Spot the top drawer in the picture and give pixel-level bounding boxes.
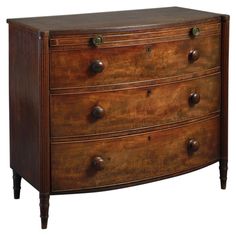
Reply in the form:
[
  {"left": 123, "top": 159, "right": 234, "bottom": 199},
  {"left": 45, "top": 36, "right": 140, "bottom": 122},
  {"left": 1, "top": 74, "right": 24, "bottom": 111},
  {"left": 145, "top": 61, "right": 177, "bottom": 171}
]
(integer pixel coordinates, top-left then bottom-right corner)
[{"left": 50, "top": 22, "right": 221, "bottom": 90}]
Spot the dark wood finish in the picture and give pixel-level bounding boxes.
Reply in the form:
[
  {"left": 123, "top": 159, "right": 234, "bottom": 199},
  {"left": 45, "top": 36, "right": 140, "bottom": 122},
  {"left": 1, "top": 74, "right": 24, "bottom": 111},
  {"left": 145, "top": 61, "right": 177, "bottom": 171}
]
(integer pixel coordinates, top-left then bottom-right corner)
[
  {"left": 51, "top": 160, "right": 219, "bottom": 195},
  {"left": 8, "top": 8, "right": 229, "bottom": 228},
  {"left": 220, "top": 15, "right": 229, "bottom": 189},
  {"left": 13, "top": 170, "right": 22, "bottom": 199},
  {"left": 39, "top": 32, "right": 51, "bottom": 228},
  {"left": 9, "top": 24, "right": 50, "bottom": 192},
  {"left": 7, "top": 7, "right": 221, "bottom": 34},
  {"left": 51, "top": 74, "right": 220, "bottom": 138},
  {"left": 50, "top": 67, "right": 220, "bottom": 94},
  {"left": 9, "top": 24, "right": 41, "bottom": 189},
  {"left": 50, "top": 34, "right": 220, "bottom": 89},
  {"left": 39, "top": 193, "right": 50, "bottom": 229},
  {"left": 9, "top": 24, "right": 50, "bottom": 228},
  {"left": 39, "top": 32, "right": 51, "bottom": 195},
  {"left": 51, "top": 116, "right": 220, "bottom": 192}
]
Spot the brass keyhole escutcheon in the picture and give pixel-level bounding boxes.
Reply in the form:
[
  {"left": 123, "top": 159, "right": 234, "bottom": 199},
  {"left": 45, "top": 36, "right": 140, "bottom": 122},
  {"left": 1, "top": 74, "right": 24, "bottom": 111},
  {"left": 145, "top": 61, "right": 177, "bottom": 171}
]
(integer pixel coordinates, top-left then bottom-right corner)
[
  {"left": 91, "top": 35, "right": 103, "bottom": 47},
  {"left": 191, "top": 26, "right": 200, "bottom": 37}
]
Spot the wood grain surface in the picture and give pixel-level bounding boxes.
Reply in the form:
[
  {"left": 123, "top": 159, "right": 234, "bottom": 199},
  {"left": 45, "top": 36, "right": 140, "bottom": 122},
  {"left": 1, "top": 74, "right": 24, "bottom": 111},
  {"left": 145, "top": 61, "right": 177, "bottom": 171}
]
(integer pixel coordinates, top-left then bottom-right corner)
[
  {"left": 49, "top": 21, "right": 220, "bottom": 48},
  {"left": 50, "top": 34, "right": 220, "bottom": 89},
  {"left": 51, "top": 74, "right": 221, "bottom": 138},
  {"left": 9, "top": 24, "right": 41, "bottom": 189},
  {"left": 7, "top": 7, "right": 221, "bottom": 34},
  {"left": 8, "top": 8, "right": 229, "bottom": 229},
  {"left": 220, "top": 15, "right": 229, "bottom": 189},
  {"left": 51, "top": 116, "right": 220, "bottom": 192}
]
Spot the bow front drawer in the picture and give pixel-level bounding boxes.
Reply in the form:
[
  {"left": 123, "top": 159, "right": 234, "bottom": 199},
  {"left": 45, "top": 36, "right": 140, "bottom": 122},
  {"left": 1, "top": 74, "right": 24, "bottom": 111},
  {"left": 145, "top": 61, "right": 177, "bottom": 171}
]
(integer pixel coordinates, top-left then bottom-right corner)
[
  {"left": 50, "top": 74, "right": 220, "bottom": 138},
  {"left": 51, "top": 116, "right": 220, "bottom": 192},
  {"left": 50, "top": 24, "right": 220, "bottom": 89}
]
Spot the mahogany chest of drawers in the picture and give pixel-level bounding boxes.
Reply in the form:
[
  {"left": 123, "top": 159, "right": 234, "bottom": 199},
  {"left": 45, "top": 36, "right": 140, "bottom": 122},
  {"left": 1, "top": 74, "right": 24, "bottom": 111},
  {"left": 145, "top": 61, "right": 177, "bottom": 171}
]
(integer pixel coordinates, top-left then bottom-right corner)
[{"left": 8, "top": 7, "right": 229, "bottom": 229}]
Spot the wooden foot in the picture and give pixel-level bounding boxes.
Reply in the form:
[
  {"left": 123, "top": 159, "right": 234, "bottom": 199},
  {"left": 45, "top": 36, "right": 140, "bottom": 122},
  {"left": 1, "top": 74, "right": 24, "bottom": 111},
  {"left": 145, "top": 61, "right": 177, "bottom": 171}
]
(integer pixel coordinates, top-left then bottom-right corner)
[
  {"left": 39, "top": 193, "right": 50, "bottom": 229},
  {"left": 13, "top": 170, "right": 22, "bottom": 199},
  {"left": 220, "top": 159, "right": 228, "bottom": 189}
]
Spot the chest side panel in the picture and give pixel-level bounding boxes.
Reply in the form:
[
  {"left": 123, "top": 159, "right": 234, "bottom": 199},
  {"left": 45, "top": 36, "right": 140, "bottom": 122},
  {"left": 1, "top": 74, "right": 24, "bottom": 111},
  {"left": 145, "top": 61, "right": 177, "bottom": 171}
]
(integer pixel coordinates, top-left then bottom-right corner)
[{"left": 9, "top": 24, "right": 41, "bottom": 189}]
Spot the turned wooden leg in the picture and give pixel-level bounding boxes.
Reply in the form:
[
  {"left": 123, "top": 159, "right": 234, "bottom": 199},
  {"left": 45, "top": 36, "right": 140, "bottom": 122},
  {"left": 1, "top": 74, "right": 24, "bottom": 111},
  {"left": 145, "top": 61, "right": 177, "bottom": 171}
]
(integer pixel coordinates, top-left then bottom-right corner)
[
  {"left": 220, "top": 159, "right": 228, "bottom": 189},
  {"left": 39, "top": 193, "right": 50, "bottom": 229},
  {"left": 13, "top": 170, "right": 22, "bottom": 199}
]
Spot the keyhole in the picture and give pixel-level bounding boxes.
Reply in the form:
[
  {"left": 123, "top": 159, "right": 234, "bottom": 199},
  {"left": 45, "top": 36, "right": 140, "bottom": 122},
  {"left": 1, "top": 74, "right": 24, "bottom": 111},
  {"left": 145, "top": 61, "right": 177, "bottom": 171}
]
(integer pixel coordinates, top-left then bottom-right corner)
[
  {"left": 146, "top": 46, "right": 152, "bottom": 53},
  {"left": 147, "top": 89, "right": 152, "bottom": 97}
]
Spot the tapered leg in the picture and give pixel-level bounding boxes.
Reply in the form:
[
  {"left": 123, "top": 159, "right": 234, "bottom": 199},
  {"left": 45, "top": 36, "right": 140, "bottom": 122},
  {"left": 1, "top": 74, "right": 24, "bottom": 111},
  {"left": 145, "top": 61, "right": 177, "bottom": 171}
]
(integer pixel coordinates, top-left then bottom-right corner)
[
  {"left": 39, "top": 193, "right": 50, "bottom": 229},
  {"left": 13, "top": 170, "right": 22, "bottom": 199},
  {"left": 219, "top": 15, "right": 229, "bottom": 190},
  {"left": 220, "top": 159, "right": 228, "bottom": 189}
]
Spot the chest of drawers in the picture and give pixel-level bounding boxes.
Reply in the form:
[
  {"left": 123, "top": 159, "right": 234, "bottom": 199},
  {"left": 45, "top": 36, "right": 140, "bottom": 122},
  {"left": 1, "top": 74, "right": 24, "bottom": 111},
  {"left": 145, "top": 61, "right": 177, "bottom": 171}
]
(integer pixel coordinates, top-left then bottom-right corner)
[{"left": 8, "top": 7, "right": 229, "bottom": 229}]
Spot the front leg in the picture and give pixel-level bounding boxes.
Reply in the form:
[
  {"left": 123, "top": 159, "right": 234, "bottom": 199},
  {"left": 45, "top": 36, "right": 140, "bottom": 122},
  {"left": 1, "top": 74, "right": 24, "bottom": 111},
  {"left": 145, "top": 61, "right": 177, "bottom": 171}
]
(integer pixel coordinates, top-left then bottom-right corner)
[
  {"left": 220, "top": 159, "right": 228, "bottom": 189},
  {"left": 39, "top": 193, "right": 50, "bottom": 229},
  {"left": 13, "top": 170, "right": 22, "bottom": 199}
]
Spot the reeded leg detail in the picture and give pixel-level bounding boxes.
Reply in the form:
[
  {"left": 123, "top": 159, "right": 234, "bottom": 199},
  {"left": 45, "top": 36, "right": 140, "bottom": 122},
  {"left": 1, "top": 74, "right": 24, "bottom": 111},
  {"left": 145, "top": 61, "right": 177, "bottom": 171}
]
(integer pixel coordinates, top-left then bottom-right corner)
[
  {"left": 40, "top": 193, "right": 50, "bottom": 229},
  {"left": 13, "top": 170, "right": 22, "bottom": 199},
  {"left": 220, "top": 159, "right": 228, "bottom": 189}
]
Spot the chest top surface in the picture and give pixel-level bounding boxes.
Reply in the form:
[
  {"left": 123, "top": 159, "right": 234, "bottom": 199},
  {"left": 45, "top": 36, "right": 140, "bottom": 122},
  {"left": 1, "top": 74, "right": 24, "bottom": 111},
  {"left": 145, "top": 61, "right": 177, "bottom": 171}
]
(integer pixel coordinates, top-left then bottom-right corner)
[{"left": 7, "top": 7, "right": 222, "bottom": 34}]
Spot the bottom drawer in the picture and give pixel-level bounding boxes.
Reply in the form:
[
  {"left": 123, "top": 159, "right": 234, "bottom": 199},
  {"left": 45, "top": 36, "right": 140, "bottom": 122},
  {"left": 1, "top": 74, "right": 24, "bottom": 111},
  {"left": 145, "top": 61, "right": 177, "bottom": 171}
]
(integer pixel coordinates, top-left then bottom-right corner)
[{"left": 51, "top": 116, "right": 220, "bottom": 193}]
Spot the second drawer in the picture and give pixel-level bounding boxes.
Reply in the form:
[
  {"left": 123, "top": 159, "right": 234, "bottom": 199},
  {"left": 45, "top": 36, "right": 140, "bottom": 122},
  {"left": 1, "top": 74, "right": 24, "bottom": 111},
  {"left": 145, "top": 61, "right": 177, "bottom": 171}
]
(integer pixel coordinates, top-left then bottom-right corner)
[{"left": 50, "top": 74, "right": 220, "bottom": 138}]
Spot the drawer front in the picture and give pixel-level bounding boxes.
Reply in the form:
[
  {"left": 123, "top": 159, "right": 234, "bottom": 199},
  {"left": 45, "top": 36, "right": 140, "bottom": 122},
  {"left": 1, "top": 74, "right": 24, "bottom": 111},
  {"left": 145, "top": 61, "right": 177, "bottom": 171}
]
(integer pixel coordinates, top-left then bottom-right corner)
[
  {"left": 50, "top": 35, "right": 220, "bottom": 89},
  {"left": 51, "top": 74, "right": 220, "bottom": 138},
  {"left": 51, "top": 116, "right": 220, "bottom": 192}
]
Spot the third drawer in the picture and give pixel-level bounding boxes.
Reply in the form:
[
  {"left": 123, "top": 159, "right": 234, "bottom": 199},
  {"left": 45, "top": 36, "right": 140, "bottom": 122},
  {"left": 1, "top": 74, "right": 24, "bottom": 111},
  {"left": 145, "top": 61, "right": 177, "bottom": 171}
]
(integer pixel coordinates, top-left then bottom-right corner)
[{"left": 51, "top": 116, "right": 220, "bottom": 192}]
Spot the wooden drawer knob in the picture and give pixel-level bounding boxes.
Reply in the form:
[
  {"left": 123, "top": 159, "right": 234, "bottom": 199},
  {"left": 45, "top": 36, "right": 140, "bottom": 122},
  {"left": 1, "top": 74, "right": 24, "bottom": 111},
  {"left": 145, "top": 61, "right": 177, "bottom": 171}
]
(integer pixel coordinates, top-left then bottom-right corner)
[
  {"left": 191, "top": 27, "right": 200, "bottom": 37},
  {"left": 92, "top": 156, "right": 105, "bottom": 170},
  {"left": 91, "top": 35, "right": 103, "bottom": 47},
  {"left": 187, "top": 139, "right": 200, "bottom": 153},
  {"left": 189, "top": 49, "right": 200, "bottom": 62},
  {"left": 90, "top": 60, "right": 104, "bottom": 73},
  {"left": 189, "top": 92, "right": 200, "bottom": 106},
  {"left": 91, "top": 105, "right": 105, "bottom": 120}
]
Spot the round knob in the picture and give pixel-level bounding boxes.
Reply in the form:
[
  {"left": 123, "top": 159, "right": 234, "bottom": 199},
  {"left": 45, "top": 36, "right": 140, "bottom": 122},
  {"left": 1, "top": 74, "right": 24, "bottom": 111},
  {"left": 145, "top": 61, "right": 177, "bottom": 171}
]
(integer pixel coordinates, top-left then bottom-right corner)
[
  {"left": 92, "top": 156, "right": 104, "bottom": 170},
  {"left": 90, "top": 60, "right": 104, "bottom": 73},
  {"left": 189, "top": 92, "right": 200, "bottom": 106},
  {"left": 191, "top": 27, "right": 200, "bottom": 37},
  {"left": 189, "top": 49, "right": 200, "bottom": 63},
  {"left": 187, "top": 139, "right": 200, "bottom": 153},
  {"left": 91, "top": 35, "right": 103, "bottom": 47},
  {"left": 91, "top": 105, "right": 105, "bottom": 120}
]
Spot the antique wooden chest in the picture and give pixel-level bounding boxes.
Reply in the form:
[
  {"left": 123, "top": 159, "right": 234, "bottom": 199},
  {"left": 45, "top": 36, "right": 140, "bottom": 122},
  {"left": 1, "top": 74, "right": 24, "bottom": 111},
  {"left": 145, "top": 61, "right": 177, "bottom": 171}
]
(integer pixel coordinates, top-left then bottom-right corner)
[{"left": 7, "top": 7, "right": 229, "bottom": 229}]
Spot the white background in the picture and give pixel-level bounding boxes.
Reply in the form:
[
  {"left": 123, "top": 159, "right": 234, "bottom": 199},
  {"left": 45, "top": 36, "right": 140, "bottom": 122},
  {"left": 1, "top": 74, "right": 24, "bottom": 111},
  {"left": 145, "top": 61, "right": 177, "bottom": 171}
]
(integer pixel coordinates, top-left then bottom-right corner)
[{"left": 0, "top": 0, "right": 235, "bottom": 235}]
